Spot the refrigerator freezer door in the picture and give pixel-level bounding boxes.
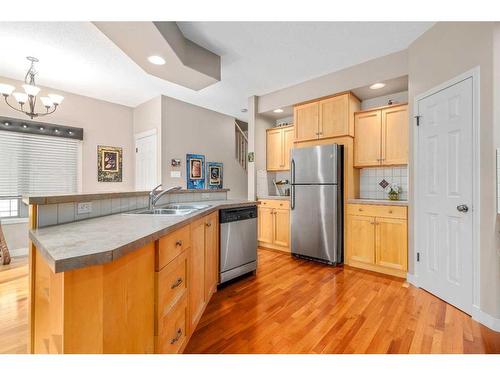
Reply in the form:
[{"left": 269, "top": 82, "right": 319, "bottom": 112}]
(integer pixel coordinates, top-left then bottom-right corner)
[
  {"left": 291, "top": 144, "right": 339, "bottom": 184},
  {"left": 291, "top": 184, "right": 342, "bottom": 264}
]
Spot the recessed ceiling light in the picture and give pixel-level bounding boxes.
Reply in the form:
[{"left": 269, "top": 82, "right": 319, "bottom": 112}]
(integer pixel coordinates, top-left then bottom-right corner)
[
  {"left": 273, "top": 108, "right": 284, "bottom": 113},
  {"left": 148, "top": 55, "right": 166, "bottom": 65},
  {"left": 369, "top": 83, "right": 386, "bottom": 90}
]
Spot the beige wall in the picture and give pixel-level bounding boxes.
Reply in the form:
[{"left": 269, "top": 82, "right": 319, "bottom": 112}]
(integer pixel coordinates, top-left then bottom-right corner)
[
  {"left": 408, "top": 22, "right": 499, "bottom": 319},
  {"left": 133, "top": 96, "right": 162, "bottom": 185},
  {"left": 0, "top": 75, "right": 135, "bottom": 193},
  {"left": 161, "top": 96, "right": 247, "bottom": 199},
  {"left": 257, "top": 49, "right": 408, "bottom": 114}
]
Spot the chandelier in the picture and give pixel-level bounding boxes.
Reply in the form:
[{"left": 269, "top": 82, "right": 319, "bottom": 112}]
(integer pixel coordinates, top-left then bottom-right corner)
[{"left": 0, "top": 57, "right": 64, "bottom": 120}]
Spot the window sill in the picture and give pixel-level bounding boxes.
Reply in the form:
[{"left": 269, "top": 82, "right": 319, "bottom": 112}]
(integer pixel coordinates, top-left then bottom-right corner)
[{"left": 0, "top": 217, "right": 29, "bottom": 225}]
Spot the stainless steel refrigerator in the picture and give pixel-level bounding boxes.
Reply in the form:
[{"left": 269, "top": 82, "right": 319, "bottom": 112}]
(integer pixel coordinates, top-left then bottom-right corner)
[{"left": 290, "top": 144, "right": 343, "bottom": 265}]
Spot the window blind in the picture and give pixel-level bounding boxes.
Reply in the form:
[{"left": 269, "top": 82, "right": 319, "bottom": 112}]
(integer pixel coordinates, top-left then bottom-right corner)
[{"left": 0, "top": 130, "right": 79, "bottom": 196}]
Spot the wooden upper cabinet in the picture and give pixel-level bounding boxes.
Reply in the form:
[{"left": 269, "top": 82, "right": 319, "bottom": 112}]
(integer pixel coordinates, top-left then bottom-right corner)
[
  {"left": 266, "top": 125, "right": 294, "bottom": 171},
  {"left": 294, "top": 93, "right": 360, "bottom": 143},
  {"left": 354, "top": 104, "right": 408, "bottom": 168},
  {"left": 319, "top": 94, "right": 349, "bottom": 138},
  {"left": 294, "top": 102, "right": 319, "bottom": 142},
  {"left": 266, "top": 128, "right": 283, "bottom": 171},
  {"left": 354, "top": 110, "right": 382, "bottom": 167},
  {"left": 282, "top": 126, "right": 294, "bottom": 170},
  {"left": 381, "top": 105, "right": 408, "bottom": 166}
]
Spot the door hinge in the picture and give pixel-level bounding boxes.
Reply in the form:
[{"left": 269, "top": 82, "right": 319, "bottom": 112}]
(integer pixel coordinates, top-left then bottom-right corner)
[
  {"left": 415, "top": 115, "right": 421, "bottom": 126},
  {"left": 417, "top": 252, "right": 420, "bottom": 262}
]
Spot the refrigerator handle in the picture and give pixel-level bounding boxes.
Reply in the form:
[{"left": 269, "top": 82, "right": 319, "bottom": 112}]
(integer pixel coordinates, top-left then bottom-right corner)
[{"left": 291, "top": 159, "right": 295, "bottom": 210}]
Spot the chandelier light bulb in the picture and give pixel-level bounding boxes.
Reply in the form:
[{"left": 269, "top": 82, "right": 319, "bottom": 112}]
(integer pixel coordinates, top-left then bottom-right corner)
[
  {"left": 40, "top": 96, "right": 53, "bottom": 108},
  {"left": 0, "top": 83, "right": 15, "bottom": 96},
  {"left": 22, "top": 84, "right": 41, "bottom": 97},
  {"left": 48, "top": 94, "right": 64, "bottom": 105},
  {"left": 13, "top": 92, "right": 28, "bottom": 104}
]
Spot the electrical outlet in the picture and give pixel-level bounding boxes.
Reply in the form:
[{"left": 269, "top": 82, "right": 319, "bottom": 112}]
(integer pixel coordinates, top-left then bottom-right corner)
[
  {"left": 170, "top": 171, "right": 181, "bottom": 178},
  {"left": 77, "top": 202, "right": 92, "bottom": 214},
  {"left": 201, "top": 193, "right": 210, "bottom": 199}
]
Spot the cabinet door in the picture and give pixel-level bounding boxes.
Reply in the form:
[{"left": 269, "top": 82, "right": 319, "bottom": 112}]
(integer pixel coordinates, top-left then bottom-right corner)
[
  {"left": 273, "top": 208, "right": 290, "bottom": 249},
  {"left": 382, "top": 105, "right": 408, "bottom": 166},
  {"left": 204, "top": 212, "right": 218, "bottom": 300},
  {"left": 347, "top": 215, "right": 375, "bottom": 265},
  {"left": 354, "top": 110, "right": 382, "bottom": 167},
  {"left": 266, "top": 129, "right": 283, "bottom": 171},
  {"left": 375, "top": 217, "right": 407, "bottom": 271},
  {"left": 258, "top": 206, "right": 274, "bottom": 244},
  {"left": 294, "top": 102, "right": 319, "bottom": 142},
  {"left": 319, "top": 94, "right": 349, "bottom": 138},
  {"left": 188, "top": 217, "right": 206, "bottom": 330},
  {"left": 282, "top": 127, "right": 295, "bottom": 170}
]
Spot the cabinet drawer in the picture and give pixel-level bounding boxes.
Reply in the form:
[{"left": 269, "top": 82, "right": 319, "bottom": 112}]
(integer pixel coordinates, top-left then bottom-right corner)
[
  {"left": 347, "top": 204, "right": 407, "bottom": 219},
  {"left": 156, "top": 225, "right": 191, "bottom": 270},
  {"left": 156, "top": 294, "right": 188, "bottom": 354},
  {"left": 156, "top": 251, "right": 188, "bottom": 321},
  {"left": 259, "top": 199, "right": 290, "bottom": 210}
]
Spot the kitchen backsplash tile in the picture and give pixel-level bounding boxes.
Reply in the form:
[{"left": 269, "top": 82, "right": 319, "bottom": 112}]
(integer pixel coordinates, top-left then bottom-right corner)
[{"left": 360, "top": 166, "right": 408, "bottom": 200}]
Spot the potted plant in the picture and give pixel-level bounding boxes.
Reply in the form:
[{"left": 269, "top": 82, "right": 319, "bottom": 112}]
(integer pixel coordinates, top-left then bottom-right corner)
[{"left": 386, "top": 183, "right": 402, "bottom": 201}]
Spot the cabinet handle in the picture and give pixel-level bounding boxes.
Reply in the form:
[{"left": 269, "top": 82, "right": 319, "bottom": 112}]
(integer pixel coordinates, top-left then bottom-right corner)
[
  {"left": 171, "top": 277, "right": 183, "bottom": 289},
  {"left": 206, "top": 222, "right": 212, "bottom": 227},
  {"left": 388, "top": 210, "right": 393, "bottom": 214},
  {"left": 170, "top": 328, "right": 182, "bottom": 344},
  {"left": 175, "top": 240, "right": 183, "bottom": 247},
  {"left": 358, "top": 208, "right": 363, "bottom": 211},
  {"left": 370, "top": 222, "right": 375, "bottom": 225}
]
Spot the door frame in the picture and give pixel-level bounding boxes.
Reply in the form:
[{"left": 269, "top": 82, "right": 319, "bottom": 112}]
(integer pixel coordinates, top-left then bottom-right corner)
[
  {"left": 134, "top": 128, "right": 158, "bottom": 190},
  {"left": 411, "top": 67, "right": 480, "bottom": 314}
]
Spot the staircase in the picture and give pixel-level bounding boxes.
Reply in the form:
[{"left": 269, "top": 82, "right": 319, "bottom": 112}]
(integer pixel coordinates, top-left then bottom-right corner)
[{"left": 235, "top": 121, "right": 248, "bottom": 171}]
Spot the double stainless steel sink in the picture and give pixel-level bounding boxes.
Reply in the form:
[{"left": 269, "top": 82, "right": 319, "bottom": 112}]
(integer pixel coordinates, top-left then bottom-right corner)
[{"left": 124, "top": 204, "right": 210, "bottom": 216}]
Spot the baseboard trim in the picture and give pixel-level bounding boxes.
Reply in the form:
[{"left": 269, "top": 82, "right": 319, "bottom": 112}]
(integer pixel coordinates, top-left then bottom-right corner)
[
  {"left": 406, "top": 273, "right": 419, "bottom": 287},
  {"left": 472, "top": 306, "right": 500, "bottom": 332}
]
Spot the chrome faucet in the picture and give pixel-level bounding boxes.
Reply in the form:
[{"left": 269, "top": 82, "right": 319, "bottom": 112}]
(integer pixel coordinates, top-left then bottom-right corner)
[{"left": 148, "top": 184, "right": 182, "bottom": 209}]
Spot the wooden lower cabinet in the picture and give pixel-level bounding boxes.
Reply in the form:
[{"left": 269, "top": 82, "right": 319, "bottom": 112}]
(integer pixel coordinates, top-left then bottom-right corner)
[
  {"left": 346, "top": 204, "right": 408, "bottom": 278},
  {"left": 258, "top": 199, "right": 290, "bottom": 252}
]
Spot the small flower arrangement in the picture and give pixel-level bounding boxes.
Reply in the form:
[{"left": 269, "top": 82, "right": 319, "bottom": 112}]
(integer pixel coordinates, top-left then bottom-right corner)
[{"left": 386, "top": 183, "right": 402, "bottom": 201}]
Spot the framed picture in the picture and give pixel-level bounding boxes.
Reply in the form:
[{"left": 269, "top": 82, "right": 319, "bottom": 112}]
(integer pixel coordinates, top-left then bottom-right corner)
[
  {"left": 98, "top": 145, "right": 123, "bottom": 182},
  {"left": 186, "top": 153, "right": 205, "bottom": 189},
  {"left": 207, "top": 162, "right": 223, "bottom": 190}
]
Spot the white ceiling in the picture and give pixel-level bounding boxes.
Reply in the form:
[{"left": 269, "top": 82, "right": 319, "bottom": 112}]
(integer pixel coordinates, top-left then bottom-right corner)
[{"left": 0, "top": 22, "right": 433, "bottom": 121}]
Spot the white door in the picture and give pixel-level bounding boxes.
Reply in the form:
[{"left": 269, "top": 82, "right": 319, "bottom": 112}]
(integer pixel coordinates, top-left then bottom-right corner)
[
  {"left": 416, "top": 77, "right": 473, "bottom": 314},
  {"left": 135, "top": 132, "right": 157, "bottom": 190}
]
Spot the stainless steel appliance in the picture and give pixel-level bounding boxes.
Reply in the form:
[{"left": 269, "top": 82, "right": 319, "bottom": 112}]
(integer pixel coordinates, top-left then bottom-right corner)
[
  {"left": 219, "top": 206, "right": 258, "bottom": 283},
  {"left": 290, "top": 144, "right": 343, "bottom": 265}
]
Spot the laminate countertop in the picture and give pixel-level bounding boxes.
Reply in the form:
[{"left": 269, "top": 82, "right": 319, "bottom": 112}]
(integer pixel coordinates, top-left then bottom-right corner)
[
  {"left": 347, "top": 199, "right": 408, "bottom": 207},
  {"left": 29, "top": 199, "right": 258, "bottom": 273}
]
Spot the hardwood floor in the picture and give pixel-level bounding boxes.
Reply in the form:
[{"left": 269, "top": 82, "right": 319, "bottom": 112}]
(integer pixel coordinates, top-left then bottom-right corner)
[
  {"left": 0, "top": 256, "right": 28, "bottom": 354},
  {"left": 1, "top": 251, "right": 499, "bottom": 354},
  {"left": 185, "top": 249, "right": 500, "bottom": 354}
]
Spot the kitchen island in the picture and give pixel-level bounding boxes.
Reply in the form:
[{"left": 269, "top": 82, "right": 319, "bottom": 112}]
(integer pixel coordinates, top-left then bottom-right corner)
[{"left": 26, "top": 191, "right": 257, "bottom": 354}]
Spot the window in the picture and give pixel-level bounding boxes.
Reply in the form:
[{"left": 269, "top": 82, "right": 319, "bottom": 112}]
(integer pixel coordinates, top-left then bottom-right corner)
[
  {"left": 0, "top": 197, "right": 18, "bottom": 218},
  {"left": 0, "top": 130, "right": 79, "bottom": 218}
]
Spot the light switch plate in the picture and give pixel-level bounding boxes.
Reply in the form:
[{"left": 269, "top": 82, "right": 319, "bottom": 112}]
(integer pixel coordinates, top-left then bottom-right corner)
[
  {"left": 77, "top": 202, "right": 92, "bottom": 214},
  {"left": 170, "top": 171, "right": 181, "bottom": 178}
]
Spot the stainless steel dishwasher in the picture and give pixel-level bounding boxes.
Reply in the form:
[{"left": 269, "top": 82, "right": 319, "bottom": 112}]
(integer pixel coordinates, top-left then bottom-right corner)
[{"left": 219, "top": 206, "right": 257, "bottom": 283}]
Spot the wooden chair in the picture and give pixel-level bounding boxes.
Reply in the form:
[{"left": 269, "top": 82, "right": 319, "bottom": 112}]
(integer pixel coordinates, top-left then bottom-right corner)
[{"left": 0, "top": 221, "right": 11, "bottom": 265}]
